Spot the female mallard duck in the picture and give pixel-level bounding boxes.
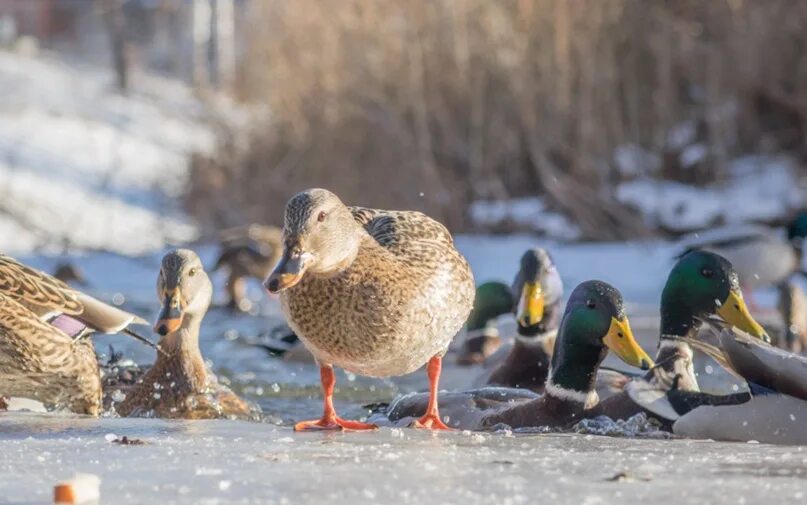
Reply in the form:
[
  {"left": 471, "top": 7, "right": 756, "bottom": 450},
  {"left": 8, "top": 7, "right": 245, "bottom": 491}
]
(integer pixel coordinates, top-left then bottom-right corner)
[
  {"left": 265, "top": 188, "right": 475, "bottom": 431},
  {"left": 458, "top": 249, "right": 563, "bottom": 393},
  {"left": 0, "top": 254, "right": 148, "bottom": 415},
  {"left": 380, "top": 280, "right": 654, "bottom": 430},
  {"left": 676, "top": 210, "right": 807, "bottom": 292},
  {"left": 213, "top": 224, "right": 283, "bottom": 311},
  {"left": 594, "top": 250, "right": 770, "bottom": 422},
  {"left": 114, "top": 249, "right": 254, "bottom": 419},
  {"left": 635, "top": 320, "right": 807, "bottom": 444}
]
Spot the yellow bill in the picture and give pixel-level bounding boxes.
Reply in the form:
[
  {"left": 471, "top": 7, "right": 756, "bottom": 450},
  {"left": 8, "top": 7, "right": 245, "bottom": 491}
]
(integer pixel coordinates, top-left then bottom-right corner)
[
  {"left": 517, "top": 282, "right": 544, "bottom": 327},
  {"left": 603, "top": 316, "right": 653, "bottom": 370},
  {"left": 717, "top": 290, "right": 770, "bottom": 342}
]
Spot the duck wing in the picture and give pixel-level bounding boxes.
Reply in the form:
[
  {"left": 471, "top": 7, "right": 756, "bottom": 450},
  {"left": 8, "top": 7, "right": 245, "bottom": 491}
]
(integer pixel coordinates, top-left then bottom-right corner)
[
  {"left": 0, "top": 254, "right": 147, "bottom": 334},
  {"left": 0, "top": 292, "right": 77, "bottom": 369},
  {"left": 350, "top": 207, "right": 454, "bottom": 255},
  {"left": 676, "top": 224, "right": 774, "bottom": 257},
  {"left": 708, "top": 320, "right": 807, "bottom": 401}
]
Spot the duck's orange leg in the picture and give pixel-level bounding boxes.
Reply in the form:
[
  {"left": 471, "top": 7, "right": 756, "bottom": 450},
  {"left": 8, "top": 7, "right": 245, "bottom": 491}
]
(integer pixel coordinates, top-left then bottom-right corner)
[
  {"left": 412, "top": 355, "right": 452, "bottom": 430},
  {"left": 294, "top": 365, "right": 377, "bottom": 432}
]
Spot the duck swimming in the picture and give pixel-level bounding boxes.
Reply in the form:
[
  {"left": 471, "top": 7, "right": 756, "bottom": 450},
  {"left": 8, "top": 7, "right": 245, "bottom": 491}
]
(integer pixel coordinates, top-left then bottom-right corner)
[
  {"left": 114, "top": 249, "right": 254, "bottom": 419},
  {"left": 676, "top": 210, "right": 807, "bottom": 292},
  {"left": 459, "top": 248, "right": 563, "bottom": 392},
  {"left": 265, "top": 188, "right": 475, "bottom": 431},
  {"left": 213, "top": 224, "right": 283, "bottom": 311},
  {"left": 594, "top": 250, "right": 770, "bottom": 423},
  {"left": 381, "top": 280, "right": 653, "bottom": 430},
  {"left": 0, "top": 254, "right": 147, "bottom": 415}
]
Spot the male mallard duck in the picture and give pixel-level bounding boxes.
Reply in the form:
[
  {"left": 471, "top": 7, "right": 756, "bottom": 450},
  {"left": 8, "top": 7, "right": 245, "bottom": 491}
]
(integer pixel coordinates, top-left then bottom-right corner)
[
  {"left": 634, "top": 320, "right": 807, "bottom": 444},
  {"left": 265, "top": 188, "right": 475, "bottom": 431},
  {"left": 0, "top": 254, "right": 147, "bottom": 415},
  {"left": 458, "top": 249, "right": 563, "bottom": 393},
  {"left": 114, "top": 249, "right": 254, "bottom": 419},
  {"left": 455, "top": 282, "right": 511, "bottom": 365},
  {"left": 381, "top": 280, "right": 653, "bottom": 430},
  {"left": 213, "top": 224, "right": 283, "bottom": 311},
  {"left": 594, "top": 250, "right": 770, "bottom": 422},
  {"left": 677, "top": 210, "right": 807, "bottom": 291}
]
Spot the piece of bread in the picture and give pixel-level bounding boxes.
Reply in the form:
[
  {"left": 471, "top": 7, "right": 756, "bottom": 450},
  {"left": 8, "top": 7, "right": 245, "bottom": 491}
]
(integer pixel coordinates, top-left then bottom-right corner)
[{"left": 53, "top": 474, "right": 100, "bottom": 504}]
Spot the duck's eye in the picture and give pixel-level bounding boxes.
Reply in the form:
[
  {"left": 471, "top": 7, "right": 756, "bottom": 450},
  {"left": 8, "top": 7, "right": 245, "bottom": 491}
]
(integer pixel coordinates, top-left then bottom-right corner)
[
  {"left": 188, "top": 268, "right": 197, "bottom": 277},
  {"left": 317, "top": 211, "right": 327, "bottom": 222},
  {"left": 701, "top": 267, "right": 714, "bottom": 278},
  {"left": 586, "top": 299, "right": 596, "bottom": 309}
]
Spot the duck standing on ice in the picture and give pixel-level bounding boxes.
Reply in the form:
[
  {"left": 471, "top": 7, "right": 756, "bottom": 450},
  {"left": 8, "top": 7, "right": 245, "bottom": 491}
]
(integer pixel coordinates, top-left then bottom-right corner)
[{"left": 266, "top": 188, "right": 475, "bottom": 431}]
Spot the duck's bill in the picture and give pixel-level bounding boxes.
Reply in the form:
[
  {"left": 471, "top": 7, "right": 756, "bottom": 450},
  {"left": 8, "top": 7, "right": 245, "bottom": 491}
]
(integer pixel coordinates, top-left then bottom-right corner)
[
  {"left": 265, "top": 251, "right": 313, "bottom": 293},
  {"left": 155, "top": 288, "right": 184, "bottom": 336},
  {"left": 717, "top": 290, "right": 770, "bottom": 342},
  {"left": 603, "top": 316, "right": 654, "bottom": 370},
  {"left": 517, "top": 281, "right": 544, "bottom": 327}
]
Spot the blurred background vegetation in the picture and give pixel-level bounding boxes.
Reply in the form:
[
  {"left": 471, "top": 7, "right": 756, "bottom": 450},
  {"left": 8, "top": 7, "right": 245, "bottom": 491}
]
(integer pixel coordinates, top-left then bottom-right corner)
[
  {"left": 188, "top": 0, "right": 807, "bottom": 239},
  {"left": 3, "top": 0, "right": 807, "bottom": 243}
]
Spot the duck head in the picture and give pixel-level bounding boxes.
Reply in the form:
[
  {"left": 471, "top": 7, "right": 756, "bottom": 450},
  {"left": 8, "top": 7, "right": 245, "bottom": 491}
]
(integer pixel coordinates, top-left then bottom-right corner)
[
  {"left": 548, "top": 281, "right": 653, "bottom": 398},
  {"left": 155, "top": 249, "right": 213, "bottom": 337},
  {"left": 661, "top": 250, "right": 768, "bottom": 342},
  {"left": 265, "top": 189, "right": 362, "bottom": 293},
  {"left": 512, "top": 248, "right": 563, "bottom": 334}
]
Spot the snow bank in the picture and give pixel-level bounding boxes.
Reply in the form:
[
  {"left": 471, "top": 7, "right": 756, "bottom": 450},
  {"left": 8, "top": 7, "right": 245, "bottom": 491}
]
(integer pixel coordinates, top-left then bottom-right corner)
[
  {"left": 469, "top": 197, "right": 581, "bottom": 240},
  {"left": 0, "top": 50, "right": 214, "bottom": 255},
  {"left": 617, "top": 155, "right": 806, "bottom": 232}
]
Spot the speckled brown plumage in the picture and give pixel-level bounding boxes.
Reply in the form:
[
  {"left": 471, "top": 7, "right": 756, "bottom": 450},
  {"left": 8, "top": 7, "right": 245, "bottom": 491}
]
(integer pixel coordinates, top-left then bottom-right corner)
[
  {"left": 113, "top": 249, "right": 254, "bottom": 420},
  {"left": 277, "top": 190, "right": 475, "bottom": 378},
  {"left": 214, "top": 225, "right": 283, "bottom": 310},
  {"left": 0, "top": 254, "right": 146, "bottom": 415}
]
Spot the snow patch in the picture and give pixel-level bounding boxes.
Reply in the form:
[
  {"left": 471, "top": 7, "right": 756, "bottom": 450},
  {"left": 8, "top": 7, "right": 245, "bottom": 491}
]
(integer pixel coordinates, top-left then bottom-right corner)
[
  {"left": 469, "top": 197, "right": 581, "bottom": 240},
  {"left": 616, "top": 155, "right": 805, "bottom": 232},
  {"left": 0, "top": 50, "right": 214, "bottom": 255}
]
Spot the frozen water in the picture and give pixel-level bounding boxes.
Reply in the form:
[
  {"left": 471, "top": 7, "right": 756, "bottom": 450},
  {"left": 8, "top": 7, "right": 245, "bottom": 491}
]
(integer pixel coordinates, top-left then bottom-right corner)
[{"left": 2, "top": 413, "right": 807, "bottom": 505}]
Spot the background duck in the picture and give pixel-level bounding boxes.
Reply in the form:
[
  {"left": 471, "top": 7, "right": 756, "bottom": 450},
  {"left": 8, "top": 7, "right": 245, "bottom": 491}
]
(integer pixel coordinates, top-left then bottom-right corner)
[
  {"left": 594, "top": 251, "right": 770, "bottom": 423},
  {"left": 634, "top": 320, "right": 807, "bottom": 444},
  {"left": 459, "top": 248, "right": 563, "bottom": 393},
  {"left": 380, "top": 280, "right": 654, "bottom": 430},
  {"left": 676, "top": 210, "right": 807, "bottom": 292},
  {"left": 265, "top": 188, "right": 475, "bottom": 431},
  {"left": 114, "top": 249, "right": 255, "bottom": 420},
  {"left": 0, "top": 254, "right": 147, "bottom": 415},
  {"left": 213, "top": 224, "right": 283, "bottom": 312}
]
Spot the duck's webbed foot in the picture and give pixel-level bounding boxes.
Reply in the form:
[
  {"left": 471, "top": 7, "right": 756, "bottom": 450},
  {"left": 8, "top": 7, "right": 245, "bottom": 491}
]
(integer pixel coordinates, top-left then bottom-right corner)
[
  {"left": 294, "top": 365, "right": 378, "bottom": 432},
  {"left": 410, "top": 355, "right": 453, "bottom": 431}
]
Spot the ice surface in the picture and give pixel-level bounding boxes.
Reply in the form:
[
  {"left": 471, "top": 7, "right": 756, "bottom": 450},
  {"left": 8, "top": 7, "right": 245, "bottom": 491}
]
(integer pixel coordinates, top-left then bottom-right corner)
[
  {"left": 2, "top": 413, "right": 807, "bottom": 505},
  {"left": 1, "top": 238, "right": 804, "bottom": 503}
]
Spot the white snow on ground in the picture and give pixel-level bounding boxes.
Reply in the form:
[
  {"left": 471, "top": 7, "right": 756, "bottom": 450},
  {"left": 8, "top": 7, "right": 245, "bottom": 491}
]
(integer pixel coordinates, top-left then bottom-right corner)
[
  {"left": 617, "top": 155, "right": 806, "bottom": 232},
  {"left": 0, "top": 50, "right": 213, "bottom": 255},
  {"left": 469, "top": 197, "right": 582, "bottom": 240}
]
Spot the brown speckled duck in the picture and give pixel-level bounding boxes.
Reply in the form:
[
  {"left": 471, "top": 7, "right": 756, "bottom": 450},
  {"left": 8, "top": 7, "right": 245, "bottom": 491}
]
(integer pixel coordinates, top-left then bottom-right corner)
[
  {"left": 114, "top": 249, "right": 254, "bottom": 419},
  {"left": 213, "top": 225, "right": 283, "bottom": 311},
  {"left": 0, "top": 254, "right": 147, "bottom": 415},
  {"left": 265, "top": 188, "right": 475, "bottom": 431}
]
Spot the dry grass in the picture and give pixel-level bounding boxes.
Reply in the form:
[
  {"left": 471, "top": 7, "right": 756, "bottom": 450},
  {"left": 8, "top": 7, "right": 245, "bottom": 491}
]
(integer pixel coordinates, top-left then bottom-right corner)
[{"left": 187, "top": 0, "right": 807, "bottom": 239}]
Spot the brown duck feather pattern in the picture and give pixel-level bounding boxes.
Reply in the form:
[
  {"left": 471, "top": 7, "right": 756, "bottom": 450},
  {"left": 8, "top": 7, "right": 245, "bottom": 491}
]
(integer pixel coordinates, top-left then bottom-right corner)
[{"left": 282, "top": 206, "right": 475, "bottom": 378}]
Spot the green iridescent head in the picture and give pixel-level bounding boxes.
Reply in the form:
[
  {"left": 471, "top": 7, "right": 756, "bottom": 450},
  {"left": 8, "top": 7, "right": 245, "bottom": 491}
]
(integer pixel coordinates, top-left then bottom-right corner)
[{"left": 661, "top": 250, "right": 768, "bottom": 341}]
